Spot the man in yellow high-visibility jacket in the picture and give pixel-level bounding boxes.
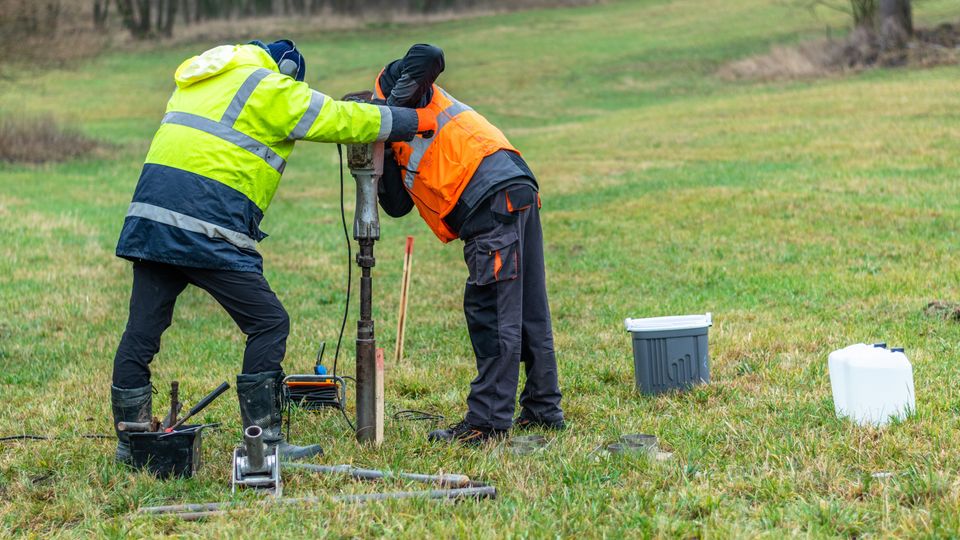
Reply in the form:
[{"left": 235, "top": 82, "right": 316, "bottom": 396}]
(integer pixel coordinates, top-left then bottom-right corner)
[{"left": 110, "top": 40, "right": 436, "bottom": 463}]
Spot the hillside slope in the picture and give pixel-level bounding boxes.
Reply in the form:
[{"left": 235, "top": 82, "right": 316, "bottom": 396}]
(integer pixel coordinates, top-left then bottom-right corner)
[{"left": 2, "top": 0, "right": 960, "bottom": 536}]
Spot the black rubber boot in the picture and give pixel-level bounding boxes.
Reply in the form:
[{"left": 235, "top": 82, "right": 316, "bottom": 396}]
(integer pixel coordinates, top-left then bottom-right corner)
[
  {"left": 236, "top": 370, "right": 322, "bottom": 461},
  {"left": 428, "top": 419, "right": 508, "bottom": 446},
  {"left": 514, "top": 412, "right": 566, "bottom": 431},
  {"left": 111, "top": 384, "right": 153, "bottom": 464}
]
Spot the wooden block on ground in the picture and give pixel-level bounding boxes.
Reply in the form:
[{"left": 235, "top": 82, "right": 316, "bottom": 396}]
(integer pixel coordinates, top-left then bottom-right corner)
[{"left": 375, "top": 347, "right": 384, "bottom": 445}]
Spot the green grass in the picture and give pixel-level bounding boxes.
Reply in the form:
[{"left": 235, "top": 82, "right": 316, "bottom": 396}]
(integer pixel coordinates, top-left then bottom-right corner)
[{"left": 3, "top": 0, "right": 960, "bottom": 536}]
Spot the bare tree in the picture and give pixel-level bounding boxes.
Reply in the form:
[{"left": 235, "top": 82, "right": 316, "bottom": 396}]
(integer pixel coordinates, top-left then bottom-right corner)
[
  {"left": 115, "top": 0, "right": 138, "bottom": 37},
  {"left": 157, "top": 0, "right": 178, "bottom": 37},
  {"left": 112, "top": 0, "right": 176, "bottom": 37},
  {"left": 878, "top": 0, "right": 912, "bottom": 49},
  {"left": 93, "top": 0, "right": 110, "bottom": 29},
  {"left": 797, "top": 0, "right": 876, "bottom": 29},
  {"left": 850, "top": 0, "right": 877, "bottom": 29},
  {"left": 799, "top": 0, "right": 912, "bottom": 35},
  {"left": 45, "top": 0, "right": 61, "bottom": 33}
]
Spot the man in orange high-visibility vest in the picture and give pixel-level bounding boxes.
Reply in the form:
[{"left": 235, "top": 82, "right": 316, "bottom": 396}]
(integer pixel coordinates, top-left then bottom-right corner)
[{"left": 375, "top": 44, "right": 564, "bottom": 445}]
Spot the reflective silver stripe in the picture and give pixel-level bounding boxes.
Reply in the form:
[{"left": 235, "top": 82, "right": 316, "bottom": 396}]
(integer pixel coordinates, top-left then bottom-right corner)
[
  {"left": 375, "top": 105, "right": 393, "bottom": 142},
  {"left": 403, "top": 136, "right": 431, "bottom": 190},
  {"left": 403, "top": 91, "right": 473, "bottom": 188},
  {"left": 126, "top": 202, "right": 258, "bottom": 250},
  {"left": 287, "top": 91, "right": 327, "bottom": 141},
  {"left": 221, "top": 68, "right": 272, "bottom": 127},
  {"left": 162, "top": 111, "right": 286, "bottom": 174}
]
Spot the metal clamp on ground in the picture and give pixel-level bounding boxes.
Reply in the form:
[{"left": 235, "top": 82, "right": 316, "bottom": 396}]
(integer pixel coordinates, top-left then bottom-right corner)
[{"left": 231, "top": 425, "right": 281, "bottom": 497}]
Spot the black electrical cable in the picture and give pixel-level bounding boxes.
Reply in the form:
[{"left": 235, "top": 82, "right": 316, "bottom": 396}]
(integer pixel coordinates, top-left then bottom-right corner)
[
  {"left": 285, "top": 144, "right": 353, "bottom": 436},
  {"left": 392, "top": 410, "right": 445, "bottom": 422},
  {"left": 338, "top": 405, "right": 356, "bottom": 432},
  {"left": 333, "top": 143, "right": 351, "bottom": 378},
  {"left": 287, "top": 386, "right": 340, "bottom": 409},
  {"left": 333, "top": 144, "right": 353, "bottom": 435},
  {"left": 287, "top": 386, "right": 355, "bottom": 431}
]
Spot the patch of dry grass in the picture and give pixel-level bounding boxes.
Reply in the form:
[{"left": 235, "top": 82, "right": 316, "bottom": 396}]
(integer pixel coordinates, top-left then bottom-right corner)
[{"left": 0, "top": 114, "right": 99, "bottom": 164}]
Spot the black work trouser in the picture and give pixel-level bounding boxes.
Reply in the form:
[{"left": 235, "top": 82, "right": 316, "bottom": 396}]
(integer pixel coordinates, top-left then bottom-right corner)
[
  {"left": 112, "top": 261, "right": 289, "bottom": 389},
  {"left": 459, "top": 185, "right": 563, "bottom": 430}
]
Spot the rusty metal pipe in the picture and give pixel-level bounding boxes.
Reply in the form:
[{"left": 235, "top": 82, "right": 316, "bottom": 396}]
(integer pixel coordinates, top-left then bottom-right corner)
[
  {"left": 117, "top": 421, "right": 152, "bottom": 432},
  {"left": 163, "top": 380, "right": 179, "bottom": 429},
  {"left": 355, "top": 240, "right": 377, "bottom": 443}
]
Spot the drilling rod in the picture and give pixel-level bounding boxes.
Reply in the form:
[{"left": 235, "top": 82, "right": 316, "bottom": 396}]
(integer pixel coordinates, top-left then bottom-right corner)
[{"left": 345, "top": 125, "right": 384, "bottom": 444}]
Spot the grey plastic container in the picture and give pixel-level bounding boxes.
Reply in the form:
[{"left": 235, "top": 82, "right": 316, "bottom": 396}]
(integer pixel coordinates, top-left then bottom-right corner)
[{"left": 626, "top": 314, "right": 711, "bottom": 395}]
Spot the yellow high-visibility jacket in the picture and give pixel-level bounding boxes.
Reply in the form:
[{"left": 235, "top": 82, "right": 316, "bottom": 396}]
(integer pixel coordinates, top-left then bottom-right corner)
[{"left": 117, "top": 44, "right": 419, "bottom": 272}]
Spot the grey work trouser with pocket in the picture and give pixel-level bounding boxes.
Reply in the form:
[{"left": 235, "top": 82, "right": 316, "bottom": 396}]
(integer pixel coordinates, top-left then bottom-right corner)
[{"left": 458, "top": 185, "right": 563, "bottom": 430}]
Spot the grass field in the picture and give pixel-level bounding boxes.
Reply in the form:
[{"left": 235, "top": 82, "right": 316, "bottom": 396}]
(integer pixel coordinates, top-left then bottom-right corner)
[{"left": 3, "top": 0, "right": 960, "bottom": 536}]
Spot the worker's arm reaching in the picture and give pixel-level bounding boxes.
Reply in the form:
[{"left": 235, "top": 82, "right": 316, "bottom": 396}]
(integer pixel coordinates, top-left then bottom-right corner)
[
  {"left": 252, "top": 73, "right": 436, "bottom": 144},
  {"left": 378, "top": 147, "right": 414, "bottom": 217},
  {"left": 375, "top": 43, "right": 444, "bottom": 218},
  {"left": 379, "top": 43, "right": 445, "bottom": 108}
]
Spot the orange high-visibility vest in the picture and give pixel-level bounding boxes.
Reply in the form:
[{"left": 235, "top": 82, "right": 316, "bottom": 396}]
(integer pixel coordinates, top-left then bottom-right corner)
[{"left": 375, "top": 79, "right": 518, "bottom": 242}]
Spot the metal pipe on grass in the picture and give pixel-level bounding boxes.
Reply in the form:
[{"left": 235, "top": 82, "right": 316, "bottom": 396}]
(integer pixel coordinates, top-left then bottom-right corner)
[
  {"left": 284, "top": 462, "right": 472, "bottom": 488},
  {"left": 136, "top": 485, "right": 497, "bottom": 520}
]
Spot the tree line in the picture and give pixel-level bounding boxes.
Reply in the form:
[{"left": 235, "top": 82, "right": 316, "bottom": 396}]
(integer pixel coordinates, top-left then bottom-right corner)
[
  {"left": 1, "top": 0, "right": 586, "bottom": 41},
  {"left": 98, "top": 1, "right": 409, "bottom": 38}
]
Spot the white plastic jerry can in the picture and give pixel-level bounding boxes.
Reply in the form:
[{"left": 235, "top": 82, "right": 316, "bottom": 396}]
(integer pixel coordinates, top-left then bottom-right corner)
[{"left": 828, "top": 343, "right": 916, "bottom": 426}]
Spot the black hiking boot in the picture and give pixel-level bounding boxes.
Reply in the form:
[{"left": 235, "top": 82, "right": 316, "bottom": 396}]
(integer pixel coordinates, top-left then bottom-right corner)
[
  {"left": 514, "top": 412, "right": 566, "bottom": 431},
  {"left": 111, "top": 383, "right": 153, "bottom": 465},
  {"left": 428, "top": 419, "right": 507, "bottom": 446},
  {"left": 237, "top": 370, "right": 322, "bottom": 461}
]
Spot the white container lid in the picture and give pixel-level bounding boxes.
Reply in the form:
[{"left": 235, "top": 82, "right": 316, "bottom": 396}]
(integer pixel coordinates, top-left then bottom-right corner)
[{"left": 624, "top": 313, "right": 712, "bottom": 333}]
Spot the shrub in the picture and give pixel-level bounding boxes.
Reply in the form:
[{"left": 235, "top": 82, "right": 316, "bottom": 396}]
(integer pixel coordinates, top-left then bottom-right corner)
[{"left": 0, "top": 114, "right": 99, "bottom": 164}]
